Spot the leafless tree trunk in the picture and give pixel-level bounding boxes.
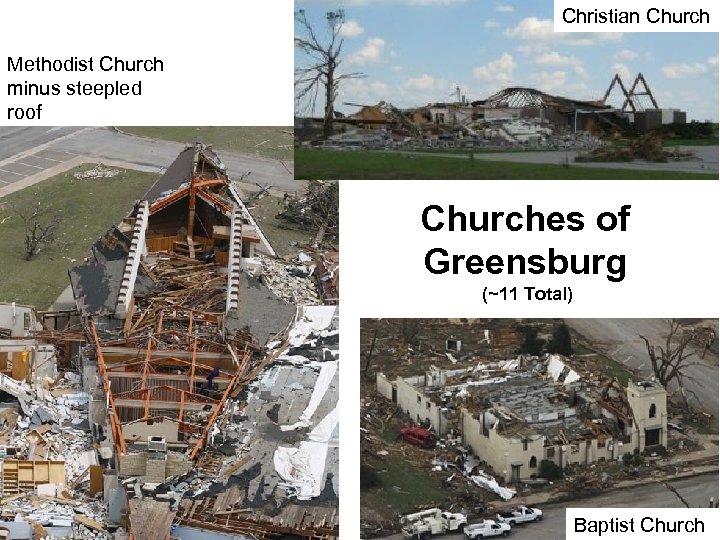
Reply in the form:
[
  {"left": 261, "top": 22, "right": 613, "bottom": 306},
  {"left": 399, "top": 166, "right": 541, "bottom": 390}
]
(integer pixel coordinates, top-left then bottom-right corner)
[
  {"left": 394, "top": 319, "right": 421, "bottom": 347},
  {"left": 294, "top": 9, "right": 365, "bottom": 139},
  {"left": 12, "top": 202, "right": 62, "bottom": 260},
  {"left": 364, "top": 320, "right": 380, "bottom": 375},
  {"left": 639, "top": 319, "right": 702, "bottom": 408}
]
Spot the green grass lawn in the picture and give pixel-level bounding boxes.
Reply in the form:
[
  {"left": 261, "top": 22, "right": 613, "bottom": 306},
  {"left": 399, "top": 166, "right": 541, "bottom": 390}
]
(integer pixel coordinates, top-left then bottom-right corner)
[
  {"left": 662, "top": 138, "right": 719, "bottom": 146},
  {"left": 610, "top": 138, "right": 719, "bottom": 147},
  {"left": 119, "top": 127, "right": 294, "bottom": 161},
  {"left": 600, "top": 356, "right": 638, "bottom": 386},
  {"left": 295, "top": 149, "right": 717, "bottom": 180},
  {"left": 362, "top": 454, "right": 451, "bottom": 515},
  {"left": 246, "top": 193, "right": 317, "bottom": 258},
  {"left": 408, "top": 146, "right": 559, "bottom": 155},
  {"left": 0, "top": 165, "right": 158, "bottom": 309},
  {"left": 573, "top": 344, "right": 637, "bottom": 386}
]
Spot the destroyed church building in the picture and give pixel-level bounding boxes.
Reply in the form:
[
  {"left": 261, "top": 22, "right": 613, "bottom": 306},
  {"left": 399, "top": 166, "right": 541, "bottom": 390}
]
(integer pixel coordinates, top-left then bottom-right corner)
[
  {"left": 297, "top": 73, "right": 687, "bottom": 149},
  {"left": 377, "top": 354, "right": 667, "bottom": 484},
  {"left": 0, "top": 144, "right": 338, "bottom": 539}
]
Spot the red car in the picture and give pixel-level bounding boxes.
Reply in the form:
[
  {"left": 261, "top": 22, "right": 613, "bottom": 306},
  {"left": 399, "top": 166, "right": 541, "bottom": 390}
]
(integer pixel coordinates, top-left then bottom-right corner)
[{"left": 400, "top": 426, "right": 437, "bottom": 448}]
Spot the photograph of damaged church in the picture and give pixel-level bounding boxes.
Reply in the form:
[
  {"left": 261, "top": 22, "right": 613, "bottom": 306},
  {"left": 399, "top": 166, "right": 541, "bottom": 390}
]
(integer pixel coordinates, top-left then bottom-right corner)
[
  {"left": 360, "top": 319, "right": 718, "bottom": 539},
  {"left": 294, "top": 1, "right": 718, "bottom": 180},
  {"left": 0, "top": 135, "right": 338, "bottom": 539}
]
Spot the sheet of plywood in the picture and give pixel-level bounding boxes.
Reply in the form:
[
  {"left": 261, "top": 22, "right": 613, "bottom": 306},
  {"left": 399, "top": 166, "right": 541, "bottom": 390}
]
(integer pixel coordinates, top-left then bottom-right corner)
[
  {"left": 75, "top": 514, "right": 106, "bottom": 532},
  {"left": 11, "top": 352, "right": 29, "bottom": 382},
  {"left": 129, "top": 499, "right": 176, "bottom": 540},
  {"left": 49, "top": 461, "right": 66, "bottom": 485},
  {"left": 89, "top": 464, "right": 104, "bottom": 496}
]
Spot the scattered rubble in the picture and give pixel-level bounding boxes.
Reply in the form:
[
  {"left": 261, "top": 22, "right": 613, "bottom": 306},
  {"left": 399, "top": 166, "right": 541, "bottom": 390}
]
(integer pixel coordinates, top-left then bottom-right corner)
[
  {"left": 0, "top": 367, "right": 108, "bottom": 537},
  {"left": 257, "top": 253, "right": 322, "bottom": 305},
  {"left": 73, "top": 165, "right": 120, "bottom": 180},
  {"left": 306, "top": 124, "right": 602, "bottom": 152}
]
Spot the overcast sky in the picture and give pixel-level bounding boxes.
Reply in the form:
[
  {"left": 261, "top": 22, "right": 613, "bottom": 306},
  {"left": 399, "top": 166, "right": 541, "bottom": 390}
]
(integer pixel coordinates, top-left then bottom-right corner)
[{"left": 295, "top": 0, "right": 718, "bottom": 121}]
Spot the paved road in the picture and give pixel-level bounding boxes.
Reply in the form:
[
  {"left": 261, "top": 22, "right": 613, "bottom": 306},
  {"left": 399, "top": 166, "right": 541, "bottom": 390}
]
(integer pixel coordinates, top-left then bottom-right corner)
[
  {"left": 383, "top": 473, "right": 718, "bottom": 540},
  {"left": 0, "top": 126, "right": 83, "bottom": 161},
  {"left": 395, "top": 146, "right": 719, "bottom": 175},
  {"left": 566, "top": 319, "right": 718, "bottom": 415},
  {"left": 0, "top": 126, "right": 297, "bottom": 194},
  {"left": 507, "top": 473, "right": 718, "bottom": 539}
]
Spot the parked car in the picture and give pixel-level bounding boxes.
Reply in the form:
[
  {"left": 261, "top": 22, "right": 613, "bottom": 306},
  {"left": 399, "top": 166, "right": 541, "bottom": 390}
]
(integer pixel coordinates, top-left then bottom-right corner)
[
  {"left": 464, "top": 519, "right": 512, "bottom": 538},
  {"left": 401, "top": 508, "right": 467, "bottom": 539},
  {"left": 495, "top": 505, "right": 542, "bottom": 525},
  {"left": 399, "top": 426, "right": 436, "bottom": 448}
]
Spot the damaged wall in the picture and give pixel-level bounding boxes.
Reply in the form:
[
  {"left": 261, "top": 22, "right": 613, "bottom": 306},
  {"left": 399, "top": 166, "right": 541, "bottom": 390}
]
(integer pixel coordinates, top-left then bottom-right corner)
[
  {"left": 377, "top": 373, "right": 449, "bottom": 435},
  {"left": 0, "top": 303, "right": 39, "bottom": 338},
  {"left": 0, "top": 342, "right": 56, "bottom": 383},
  {"left": 558, "top": 438, "right": 618, "bottom": 467},
  {"left": 119, "top": 452, "right": 192, "bottom": 480},
  {"left": 461, "top": 407, "right": 631, "bottom": 483},
  {"left": 461, "top": 409, "right": 544, "bottom": 483},
  {"left": 122, "top": 417, "right": 181, "bottom": 443},
  {"left": 376, "top": 372, "right": 393, "bottom": 398}
]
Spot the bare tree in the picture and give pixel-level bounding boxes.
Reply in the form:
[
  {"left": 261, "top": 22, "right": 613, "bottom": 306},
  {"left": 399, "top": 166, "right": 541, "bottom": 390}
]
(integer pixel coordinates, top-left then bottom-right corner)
[
  {"left": 363, "top": 319, "right": 380, "bottom": 375},
  {"left": 309, "top": 181, "right": 338, "bottom": 245},
  {"left": 294, "top": 8, "right": 365, "bottom": 138},
  {"left": 393, "top": 319, "right": 421, "bottom": 347},
  {"left": 639, "top": 320, "right": 702, "bottom": 407},
  {"left": 13, "top": 201, "right": 62, "bottom": 260}
]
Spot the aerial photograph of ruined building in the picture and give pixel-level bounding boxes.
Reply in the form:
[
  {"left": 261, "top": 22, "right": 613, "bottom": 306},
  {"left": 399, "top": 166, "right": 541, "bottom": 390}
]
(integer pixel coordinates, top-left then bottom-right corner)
[
  {"left": 0, "top": 127, "right": 338, "bottom": 539},
  {"left": 294, "top": 1, "right": 718, "bottom": 179},
  {"left": 360, "top": 319, "right": 718, "bottom": 539}
]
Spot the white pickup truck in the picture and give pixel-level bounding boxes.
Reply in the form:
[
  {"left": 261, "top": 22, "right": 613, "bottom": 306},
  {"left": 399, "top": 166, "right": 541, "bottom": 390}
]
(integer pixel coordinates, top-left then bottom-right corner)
[
  {"left": 401, "top": 509, "right": 467, "bottom": 539},
  {"left": 464, "top": 520, "right": 512, "bottom": 538},
  {"left": 495, "top": 506, "right": 542, "bottom": 525}
]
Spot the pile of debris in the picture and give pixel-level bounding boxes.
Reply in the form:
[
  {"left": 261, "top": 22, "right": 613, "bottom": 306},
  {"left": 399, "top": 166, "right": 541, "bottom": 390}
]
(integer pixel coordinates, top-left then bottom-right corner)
[
  {"left": 73, "top": 165, "right": 120, "bottom": 180},
  {"left": 165, "top": 306, "right": 340, "bottom": 538},
  {"left": 121, "top": 252, "right": 251, "bottom": 350},
  {"left": 576, "top": 133, "right": 696, "bottom": 163},
  {"left": 277, "top": 181, "right": 339, "bottom": 244},
  {"left": 140, "top": 253, "right": 228, "bottom": 314},
  {"left": 257, "top": 253, "right": 321, "bottom": 305},
  {"left": 2, "top": 497, "right": 109, "bottom": 539},
  {"left": 553, "top": 131, "right": 602, "bottom": 150},
  {"left": 0, "top": 371, "right": 112, "bottom": 537}
]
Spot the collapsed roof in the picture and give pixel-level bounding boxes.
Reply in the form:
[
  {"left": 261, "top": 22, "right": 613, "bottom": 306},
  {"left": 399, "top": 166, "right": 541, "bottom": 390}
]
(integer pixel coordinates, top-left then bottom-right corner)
[
  {"left": 3, "top": 144, "right": 339, "bottom": 539},
  {"left": 472, "top": 87, "right": 612, "bottom": 112},
  {"left": 419, "top": 354, "right": 637, "bottom": 445},
  {"left": 69, "top": 143, "right": 283, "bottom": 329}
]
